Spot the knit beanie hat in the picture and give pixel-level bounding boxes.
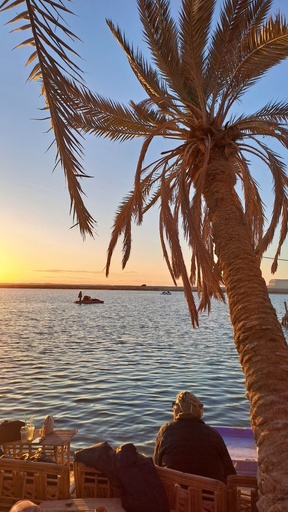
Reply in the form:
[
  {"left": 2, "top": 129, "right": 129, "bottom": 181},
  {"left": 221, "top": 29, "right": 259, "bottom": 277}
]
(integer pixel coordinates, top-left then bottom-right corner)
[{"left": 176, "top": 391, "right": 203, "bottom": 418}]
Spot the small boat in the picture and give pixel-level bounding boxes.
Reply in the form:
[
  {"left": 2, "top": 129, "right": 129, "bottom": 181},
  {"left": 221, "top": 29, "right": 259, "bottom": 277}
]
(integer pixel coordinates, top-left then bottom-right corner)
[
  {"left": 161, "top": 291, "right": 171, "bottom": 295},
  {"left": 74, "top": 295, "right": 104, "bottom": 304}
]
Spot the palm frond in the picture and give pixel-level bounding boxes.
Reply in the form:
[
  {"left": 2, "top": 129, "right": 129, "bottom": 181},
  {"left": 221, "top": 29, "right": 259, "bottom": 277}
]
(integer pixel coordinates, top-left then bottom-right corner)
[
  {"left": 106, "top": 191, "right": 139, "bottom": 276},
  {"left": 179, "top": 0, "right": 215, "bottom": 112},
  {"left": 236, "top": 135, "right": 288, "bottom": 266},
  {"left": 0, "top": 0, "right": 95, "bottom": 237},
  {"left": 1, "top": 0, "right": 83, "bottom": 80},
  {"left": 206, "top": 0, "right": 272, "bottom": 116},
  {"left": 137, "top": 0, "right": 194, "bottom": 106},
  {"left": 177, "top": 160, "right": 224, "bottom": 304},
  {"left": 159, "top": 171, "right": 200, "bottom": 326},
  {"left": 70, "top": 88, "right": 172, "bottom": 142},
  {"left": 219, "top": 12, "right": 288, "bottom": 117},
  {"left": 241, "top": 100, "right": 288, "bottom": 129},
  {"left": 106, "top": 19, "right": 177, "bottom": 112},
  {"left": 240, "top": 12, "right": 288, "bottom": 77},
  {"left": 252, "top": 142, "right": 288, "bottom": 257}
]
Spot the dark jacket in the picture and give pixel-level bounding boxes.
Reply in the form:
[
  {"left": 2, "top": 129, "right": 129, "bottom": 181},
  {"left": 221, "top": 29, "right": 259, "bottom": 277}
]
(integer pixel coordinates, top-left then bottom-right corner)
[
  {"left": 153, "top": 414, "right": 236, "bottom": 483},
  {"left": 74, "top": 442, "right": 170, "bottom": 512}
]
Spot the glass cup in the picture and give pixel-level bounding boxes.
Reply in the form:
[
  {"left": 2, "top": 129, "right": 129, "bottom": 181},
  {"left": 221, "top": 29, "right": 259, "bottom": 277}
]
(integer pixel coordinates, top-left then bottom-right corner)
[
  {"left": 20, "top": 426, "right": 30, "bottom": 443},
  {"left": 20, "top": 424, "right": 35, "bottom": 442},
  {"left": 27, "top": 424, "right": 35, "bottom": 441}
]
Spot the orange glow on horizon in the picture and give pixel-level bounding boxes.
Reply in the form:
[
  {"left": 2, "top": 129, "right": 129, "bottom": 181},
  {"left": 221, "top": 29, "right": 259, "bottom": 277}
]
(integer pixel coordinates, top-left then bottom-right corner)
[{"left": 0, "top": 247, "right": 287, "bottom": 287}]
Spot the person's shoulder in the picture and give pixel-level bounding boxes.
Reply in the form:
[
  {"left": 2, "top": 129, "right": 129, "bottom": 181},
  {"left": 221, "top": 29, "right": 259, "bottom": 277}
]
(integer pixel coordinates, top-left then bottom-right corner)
[
  {"left": 162, "top": 419, "right": 176, "bottom": 428},
  {"left": 158, "top": 419, "right": 177, "bottom": 433},
  {"left": 203, "top": 424, "right": 227, "bottom": 442}
]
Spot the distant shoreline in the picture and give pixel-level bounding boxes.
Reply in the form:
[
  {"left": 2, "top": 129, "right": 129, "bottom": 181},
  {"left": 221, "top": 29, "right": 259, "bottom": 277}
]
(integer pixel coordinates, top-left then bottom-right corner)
[
  {"left": 0, "top": 283, "right": 184, "bottom": 292},
  {"left": 0, "top": 283, "right": 287, "bottom": 294}
]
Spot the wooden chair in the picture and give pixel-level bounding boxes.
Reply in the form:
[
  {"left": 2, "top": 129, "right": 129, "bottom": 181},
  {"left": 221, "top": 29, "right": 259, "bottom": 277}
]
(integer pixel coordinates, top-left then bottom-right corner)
[
  {"left": 227, "top": 474, "right": 258, "bottom": 512},
  {"left": 73, "top": 461, "right": 121, "bottom": 499},
  {"left": 155, "top": 465, "right": 227, "bottom": 512},
  {"left": 0, "top": 458, "right": 70, "bottom": 512}
]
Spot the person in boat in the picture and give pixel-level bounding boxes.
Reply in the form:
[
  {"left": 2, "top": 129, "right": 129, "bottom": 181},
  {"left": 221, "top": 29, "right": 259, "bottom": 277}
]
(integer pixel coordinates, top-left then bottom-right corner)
[
  {"left": 153, "top": 390, "right": 236, "bottom": 483},
  {"left": 78, "top": 291, "right": 83, "bottom": 303}
]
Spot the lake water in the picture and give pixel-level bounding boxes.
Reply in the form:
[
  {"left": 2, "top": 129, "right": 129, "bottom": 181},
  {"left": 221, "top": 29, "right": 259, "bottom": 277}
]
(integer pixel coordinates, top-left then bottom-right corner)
[{"left": 0, "top": 288, "right": 287, "bottom": 457}]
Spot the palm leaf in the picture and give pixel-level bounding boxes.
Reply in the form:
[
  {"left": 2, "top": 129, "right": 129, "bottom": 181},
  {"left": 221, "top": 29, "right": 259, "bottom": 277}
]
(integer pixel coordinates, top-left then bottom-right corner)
[
  {"left": 253, "top": 143, "right": 288, "bottom": 254},
  {"left": 219, "top": 12, "right": 288, "bottom": 116},
  {"left": 179, "top": 0, "right": 215, "bottom": 112},
  {"left": 206, "top": 0, "right": 272, "bottom": 115},
  {"left": 106, "top": 19, "right": 175, "bottom": 111},
  {"left": 106, "top": 191, "right": 138, "bottom": 275},
  {"left": 138, "top": 0, "right": 193, "bottom": 106},
  {"left": 70, "top": 89, "right": 167, "bottom": 142},
  {"left": 0, "top": 0, "right": 95, "bottom": 237},
  {"left": 159, "top": 172, "right": 199, "bottom": 326}
]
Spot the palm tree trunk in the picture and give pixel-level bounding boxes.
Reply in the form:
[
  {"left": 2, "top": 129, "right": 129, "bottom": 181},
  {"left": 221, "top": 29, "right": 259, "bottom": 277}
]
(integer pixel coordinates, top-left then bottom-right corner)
[{"left": 203, "top": 164, "right": 288, "bottom": 512}]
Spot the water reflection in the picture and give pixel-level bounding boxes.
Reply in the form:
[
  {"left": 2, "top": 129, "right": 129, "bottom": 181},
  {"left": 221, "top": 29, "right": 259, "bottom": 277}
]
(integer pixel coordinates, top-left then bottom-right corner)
[{"left": 0, "top": 288, "right": 286, "bottom": 456}]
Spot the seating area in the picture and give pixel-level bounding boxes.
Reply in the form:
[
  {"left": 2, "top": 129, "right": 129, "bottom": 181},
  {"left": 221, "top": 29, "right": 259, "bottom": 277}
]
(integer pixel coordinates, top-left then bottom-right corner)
[
  {"left": 0, "top": 451, "right": 258, "bottom": 512},
  {"left": 0, "top": 458, "right": 70, "bottom": 511},
  {"left": 71, "top": 461, "right": 258, "bottom": 512},
  {"left": 0, "top": 418, "right": 260, "bottom": 510}
]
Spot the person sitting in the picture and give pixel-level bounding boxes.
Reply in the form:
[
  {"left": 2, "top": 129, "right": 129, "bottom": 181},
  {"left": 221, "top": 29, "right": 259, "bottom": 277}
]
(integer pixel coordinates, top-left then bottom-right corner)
[{"left": 153, "top": 390, "right": 236, "bottom": 483}]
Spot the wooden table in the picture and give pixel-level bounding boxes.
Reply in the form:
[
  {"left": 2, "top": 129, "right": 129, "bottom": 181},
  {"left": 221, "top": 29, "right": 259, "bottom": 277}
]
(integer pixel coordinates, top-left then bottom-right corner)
[
  {"left": 2, "top": 429, "right": 77, "bottom": 467},
  {"left": 39, "top": 498, "right": 126, "bottom": 512}
]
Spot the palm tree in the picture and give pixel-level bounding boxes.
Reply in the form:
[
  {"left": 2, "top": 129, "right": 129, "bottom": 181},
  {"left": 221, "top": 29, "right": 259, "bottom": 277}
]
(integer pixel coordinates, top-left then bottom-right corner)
[{"left": 2, "top": 0, "right": 288, "bottom": 509}]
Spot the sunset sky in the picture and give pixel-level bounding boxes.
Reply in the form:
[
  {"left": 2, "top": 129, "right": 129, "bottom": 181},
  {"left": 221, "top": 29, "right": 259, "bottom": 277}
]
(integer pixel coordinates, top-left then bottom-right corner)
[{"left": 0, "top": 0, "right": 288, "bottom": 287}]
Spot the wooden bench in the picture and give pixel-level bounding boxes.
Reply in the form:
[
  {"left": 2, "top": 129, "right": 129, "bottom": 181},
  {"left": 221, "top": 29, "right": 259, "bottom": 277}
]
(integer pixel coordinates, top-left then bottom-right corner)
[
  {"left": 0, "top": 458, "right": 70, "bottom": 511},
  {"left": 227, "top": 474, "right": 258, "bottom": 512},
  {"left": 73, "top": 461, "right": 229, "bottom": 512},
  {"left": 155, "top": 465, "right": 228, "bottom": 512},
  {"left": 73, "top": 461, "right": 121, "bottom": 499}
]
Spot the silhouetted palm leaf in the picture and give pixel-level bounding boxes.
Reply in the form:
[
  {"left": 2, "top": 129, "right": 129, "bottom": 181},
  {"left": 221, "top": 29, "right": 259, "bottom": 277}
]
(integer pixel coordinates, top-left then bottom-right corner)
[{"left": 0, "top": 0, "right": 95, "bottom": 236}]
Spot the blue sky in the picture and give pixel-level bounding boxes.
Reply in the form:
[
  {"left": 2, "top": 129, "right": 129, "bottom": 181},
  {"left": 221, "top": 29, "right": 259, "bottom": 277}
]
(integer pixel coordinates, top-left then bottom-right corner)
[{"left": 0, "top": 0, "right": 287, "bottom": 286}]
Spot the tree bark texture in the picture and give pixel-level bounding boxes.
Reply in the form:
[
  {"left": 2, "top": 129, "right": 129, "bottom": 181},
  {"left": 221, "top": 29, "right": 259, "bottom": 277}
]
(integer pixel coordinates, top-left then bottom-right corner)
[{"left": 203, "top": 164, "right": 288, "bottom": 512}]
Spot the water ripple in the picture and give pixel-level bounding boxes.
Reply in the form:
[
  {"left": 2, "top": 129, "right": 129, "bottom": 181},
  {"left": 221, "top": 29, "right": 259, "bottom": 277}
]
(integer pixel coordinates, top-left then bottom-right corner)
[{"left": 0, "top": 288, "right": 287, "bottom": 457}]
